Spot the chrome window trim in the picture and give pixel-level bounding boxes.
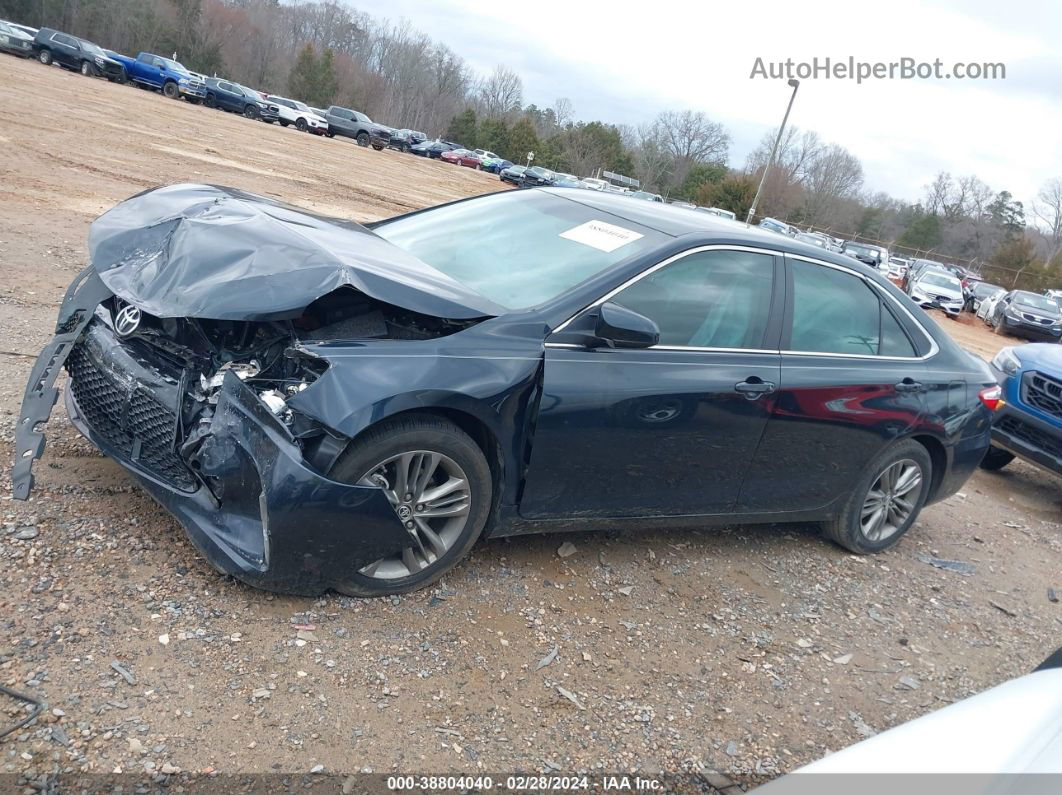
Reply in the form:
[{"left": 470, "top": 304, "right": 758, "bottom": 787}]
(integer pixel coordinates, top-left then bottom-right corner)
[
  {"left": 546, "top": 246, "right": 940, "bottom": 363},
  {"left": 551, "top": 244, "right": 780, "bottom": 335},
  {"left": 785, "top": 253, "right": 939, "bottom": 361}
]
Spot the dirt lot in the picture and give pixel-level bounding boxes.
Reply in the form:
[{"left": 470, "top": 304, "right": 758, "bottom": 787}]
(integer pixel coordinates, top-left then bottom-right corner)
[{"left": 1, "top": 55, "right": 1060, "bottom": 789}]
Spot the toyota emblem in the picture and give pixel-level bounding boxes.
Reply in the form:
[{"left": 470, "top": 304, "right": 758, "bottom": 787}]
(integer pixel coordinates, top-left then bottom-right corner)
[
  {"left": 114, "top": 304, "right": 142, "bottom": 337},
  {"left": 397, "top": 505, "right": 412, "bottom": 520}
]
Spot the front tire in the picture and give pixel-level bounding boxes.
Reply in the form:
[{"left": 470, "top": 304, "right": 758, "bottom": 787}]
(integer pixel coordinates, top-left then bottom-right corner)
[
  {"left": 80, "top": 60, "right": 95, "bottom": 77},
  {"left": 295, "top": 118, "right": 308, "bottom": 132},
  {"left": 356, "top": 131, "right": 369, "bottom": 147},
  {"left": 204, "top": 93, "right": 216, "bottom": 108},
  {"left": 821, "top": 439, "right": 931, "bottom": 554},
  {"left": 328, "top": 414, "right": 492, "bottom": 597},
  {"left": 243, "top": 104, "right": 259, "bottom": 120},
  {"left": 979, "top": 446, "right": 1015, "bottom": 471},
  {"left": 163, "top": 81, "right": 179, "bottom": 99}
]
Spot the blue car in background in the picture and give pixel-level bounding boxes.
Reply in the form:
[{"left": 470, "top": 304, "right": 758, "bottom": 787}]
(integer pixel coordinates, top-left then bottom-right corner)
[{"left": 980, "top": 344, "right": 1062, "bottom": 477}]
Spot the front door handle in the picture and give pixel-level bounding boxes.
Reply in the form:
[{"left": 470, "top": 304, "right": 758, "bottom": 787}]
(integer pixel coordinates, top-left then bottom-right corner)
[
  {"left": 734, "top": 377, "right": 776, "bottom": 399},
  {"left": 895, "top": 379, "right": 925, "bottom": 393}
]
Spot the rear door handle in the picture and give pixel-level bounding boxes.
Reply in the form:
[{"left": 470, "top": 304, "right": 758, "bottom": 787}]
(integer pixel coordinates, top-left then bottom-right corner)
[
  {"left": 734, "top": 378, "right": 776, "bottom": 399},
  {"left": 895, "top": 379, "right": 925, "bottom": 393}
]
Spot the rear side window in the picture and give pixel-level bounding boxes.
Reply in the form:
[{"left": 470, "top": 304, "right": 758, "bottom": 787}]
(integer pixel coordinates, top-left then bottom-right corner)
[
  {"left": 612, "top": 250, "right": 776, "bottom": 349},
  {"left": 789, "top": 259, "right": 916, "bottom": 357}
]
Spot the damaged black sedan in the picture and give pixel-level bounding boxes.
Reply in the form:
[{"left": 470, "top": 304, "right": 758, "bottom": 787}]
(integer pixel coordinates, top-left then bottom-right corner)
[{"left": 15, "top": 184, "right": 997, "bottom": 596}]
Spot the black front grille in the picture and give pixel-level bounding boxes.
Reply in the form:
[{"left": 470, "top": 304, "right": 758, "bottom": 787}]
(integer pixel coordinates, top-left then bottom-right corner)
[
  {"left": 67, "top": 345, "right": 196, "bottom": 490},
  {"left": 998, "top": 415, "right": 1062, "bottom": 460},
  {"left": 1024, "top": 371, "right": 1062, "bottom": 420},
  {"left": 1021, "top": 312, "right": 1052, "bottom": 325}
]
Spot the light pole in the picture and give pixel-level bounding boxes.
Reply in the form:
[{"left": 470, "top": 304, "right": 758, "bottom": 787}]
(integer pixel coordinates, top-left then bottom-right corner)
[{"left": 745, "top": 78, "right": 800, "bottom": 226}]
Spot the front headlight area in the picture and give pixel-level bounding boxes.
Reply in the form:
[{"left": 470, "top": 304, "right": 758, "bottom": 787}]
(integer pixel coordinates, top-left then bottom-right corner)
[{"left": 990, "top": 347, "right": 1021, "bottom": 376}]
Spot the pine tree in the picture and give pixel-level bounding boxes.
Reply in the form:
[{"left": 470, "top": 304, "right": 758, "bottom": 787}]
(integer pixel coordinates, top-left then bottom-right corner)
[
  {"left": 315, "top": 49, "right": 338, "bottom": 107},
  {"left": 445, "top": 109, "right": 478, "bottom": 148},
  {"left": 288, "top": 44, "right": 319, "bottom": 105}
]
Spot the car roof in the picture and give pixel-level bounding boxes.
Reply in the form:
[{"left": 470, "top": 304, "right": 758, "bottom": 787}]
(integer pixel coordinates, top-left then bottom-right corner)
[{"left": 539, "top": 188, "right": 881, "bottom": 270}]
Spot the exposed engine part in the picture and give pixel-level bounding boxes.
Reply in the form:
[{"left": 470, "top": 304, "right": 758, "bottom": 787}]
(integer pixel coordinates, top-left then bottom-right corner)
[
  {"left": 201, "top": 360, "right": 260, "bottom": 394},
  {"left": 258, "top": 389, "right": 289, "bottom": 416}
]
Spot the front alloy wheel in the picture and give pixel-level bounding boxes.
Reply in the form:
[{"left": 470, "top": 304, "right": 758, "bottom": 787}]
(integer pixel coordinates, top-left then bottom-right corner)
[
  {"left": 822, "top": 439, "right": 931, "bottom": 554},
  {"left": 357, "top": 451, "right": 471, "bottom": 579},
  {"left": 328, "top": 414, "right": 492, "bottom": 597}
]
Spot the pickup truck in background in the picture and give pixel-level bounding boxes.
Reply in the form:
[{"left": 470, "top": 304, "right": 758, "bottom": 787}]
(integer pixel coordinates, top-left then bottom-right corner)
[
  {"left": 104, "top": 51, "right": 206, "bottom": 102},
  {"left": 323, "top": 106, "right": 378, "bottom": 145}
]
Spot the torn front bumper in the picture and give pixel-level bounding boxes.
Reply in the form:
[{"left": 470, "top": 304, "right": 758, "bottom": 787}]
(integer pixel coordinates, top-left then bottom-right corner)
[
  {"left": 64, "top": 370, "right": 408, "bottom": 594},
  {"left": 14, "top": 268, "right": 409, "bottom": 595}
]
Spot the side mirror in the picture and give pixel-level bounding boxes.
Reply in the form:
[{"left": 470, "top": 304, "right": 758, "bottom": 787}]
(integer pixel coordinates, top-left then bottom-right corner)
[{"left": 594, "top": 302, "right": 660, "bottom": 349}]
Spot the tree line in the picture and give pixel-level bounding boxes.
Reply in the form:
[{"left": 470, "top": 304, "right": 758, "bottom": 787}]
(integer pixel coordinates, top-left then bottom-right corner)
[{"left": 2, "top": 0, "right": 1058, "bottom": 290}]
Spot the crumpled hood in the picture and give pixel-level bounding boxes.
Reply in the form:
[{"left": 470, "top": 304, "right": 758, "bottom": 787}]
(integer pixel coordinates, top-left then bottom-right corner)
[{"left": 88, "top": 184, "right": 504, "bottom": 321}]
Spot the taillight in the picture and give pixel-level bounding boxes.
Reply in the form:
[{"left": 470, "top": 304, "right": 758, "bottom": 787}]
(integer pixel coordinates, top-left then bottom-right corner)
[{"left": 979, "top": 385, "right": 1004, "bottom": 411}]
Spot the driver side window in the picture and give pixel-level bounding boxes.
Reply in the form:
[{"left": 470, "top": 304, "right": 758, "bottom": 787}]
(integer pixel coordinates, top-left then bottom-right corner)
[{"left": 611, "top": 250, "right": 776, "bottom": 349}]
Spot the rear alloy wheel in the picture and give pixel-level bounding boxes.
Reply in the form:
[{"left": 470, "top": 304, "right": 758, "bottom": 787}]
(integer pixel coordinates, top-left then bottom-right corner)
[
  {"left": 38, "top": 49, "right": 52, "bottom": 65},
  {"left": 979, "top": 446, "right": 1015, "bottom": 471},
  {"left": 822, "top": 439, "right": 930, "bottom": 554},
  {"left": 329, "top": 414, "right": 491, "bottom": 597}
]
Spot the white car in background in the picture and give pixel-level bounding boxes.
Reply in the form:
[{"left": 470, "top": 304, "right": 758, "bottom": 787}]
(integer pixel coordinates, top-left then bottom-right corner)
[
  {"left": 580, "top": 177, "right": 608, "bottom": 191},
  {"left": 698, "top": 207, "right": 737, "bottom": 221},
  {"left": 266, "top": 95, "right": 328, "bottom": 134},
  {"left": 909, "top": 269, "right": 964, "bottom": 317},
  {"left": 976, "top": 287, "right": 1007, "bottom": 322}
]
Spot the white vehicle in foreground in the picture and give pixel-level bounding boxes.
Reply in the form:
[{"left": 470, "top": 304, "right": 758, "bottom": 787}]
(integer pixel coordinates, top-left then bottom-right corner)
[
  {"left": 266, "top": 96, "right": 329, "bottom": 134},
  {"left": 758, "top": 650, "right": 1062, "bottom": 791}
]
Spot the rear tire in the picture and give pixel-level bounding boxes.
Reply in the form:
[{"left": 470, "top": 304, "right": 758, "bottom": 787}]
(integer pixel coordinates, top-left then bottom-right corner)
[
  {"left": 37, "top": 49, "right": 52, "bottom": 65},
  {"left": 204, "top": 93, "right": 216, "bottom": 108},
  {"left": 328, "top": 414, "right": 492, "bottom": 597},
  {"left": 979, "top": 446, "right": 1015, "bottom": 471},
  {"left": 821, "top": 439, "right": 931, "bottom": 554}
]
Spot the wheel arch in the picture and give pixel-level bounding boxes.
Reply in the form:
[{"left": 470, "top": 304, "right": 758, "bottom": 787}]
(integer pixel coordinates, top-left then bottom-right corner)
[
  {"left": 909, "top": 433, "right": 947, "bottom": 502},
  {"left": 334, "top": 405, "right": 506, "bottom": 529}
]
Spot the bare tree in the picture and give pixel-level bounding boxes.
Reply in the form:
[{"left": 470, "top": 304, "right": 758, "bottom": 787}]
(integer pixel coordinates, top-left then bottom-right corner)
[
  {"left": 1033, "top": 177, "right": 1062, "bottom": 261},
  {"left": 477, "top": 65, "right": 523, "bottom": 118},
  {"left": 801, "top": 144, "right": 864, "bottom": 226},
  {"left": 651, "top": 110, "right": 730, "bottom": 188},
  {"left": 552, "top": 97, "right": 574, "bottom": 128}
]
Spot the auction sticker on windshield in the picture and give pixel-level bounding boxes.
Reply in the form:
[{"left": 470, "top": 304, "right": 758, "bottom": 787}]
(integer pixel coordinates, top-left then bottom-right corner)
[{"left": 560, "top": 220, "right": 644, "bottom": 253}]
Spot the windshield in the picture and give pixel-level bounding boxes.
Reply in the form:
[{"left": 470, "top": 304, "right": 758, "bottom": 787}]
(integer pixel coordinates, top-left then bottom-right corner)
[
  {"left": 973, "top": 283, "right": 1003, "bottom": 297},
  {"left": 920, "top": 273, "right": 961, "bottom": 291},
  {"left": 845, "top": 244, "right": 882, "bottom": 258},
  {"left": 1014, "top": 292, "right": 1058, "bottom": 312},
  {"left": 160, "top": 57, "right": 189, "bottom": 75},
  {"left": 80, "top": 41, "right": 105, "bottom": 56},
  {"left": 373, "top": 191, "right": 665, "bottom": 311}
]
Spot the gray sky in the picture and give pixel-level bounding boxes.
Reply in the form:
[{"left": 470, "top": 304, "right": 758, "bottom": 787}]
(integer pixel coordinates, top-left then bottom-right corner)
[{"left": 350, "top": 0, "right": 1061, "bottom": 213}]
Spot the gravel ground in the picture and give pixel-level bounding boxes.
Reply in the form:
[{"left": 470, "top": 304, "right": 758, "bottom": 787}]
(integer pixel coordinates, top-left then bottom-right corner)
[{"left": 1, "top": 54, "right": 1060, "bottom": 790}]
